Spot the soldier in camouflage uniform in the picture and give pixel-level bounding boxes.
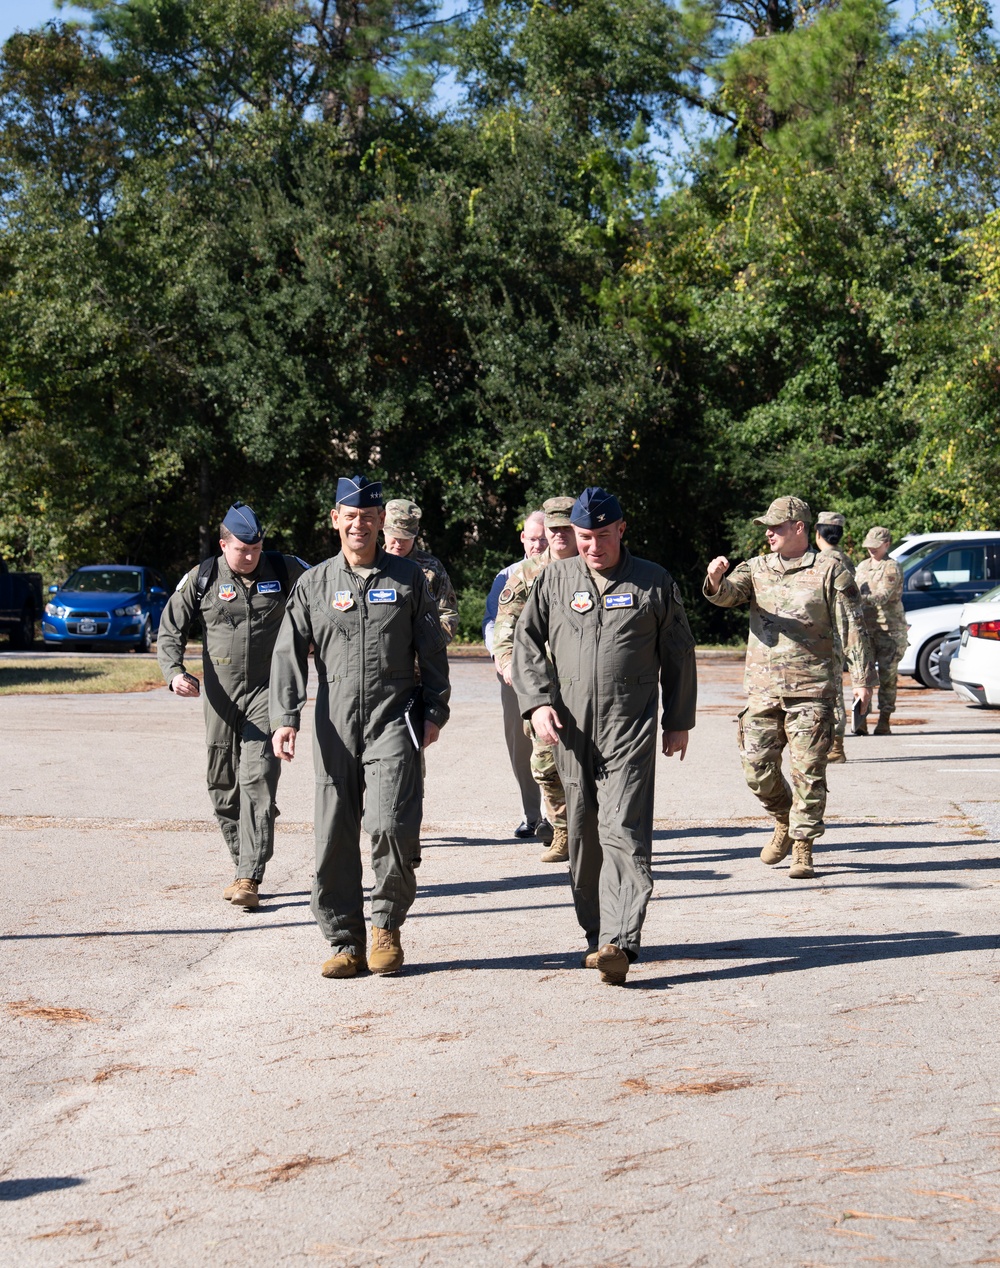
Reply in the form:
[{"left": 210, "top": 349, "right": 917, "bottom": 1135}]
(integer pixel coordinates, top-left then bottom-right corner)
[
  {"left": 855, "top": 526, "right": 908, "bottom": 736},
  {"left": 383, "top": 498, "right": 459, "bottom": 642},
  {"left": 492, "top": 496, "right": 578, "bottom": 863},
  {"left": 705, "top": 497, "right": 875, "bottom": 880},
  {"left": 814, "top": 511, "right": 855, "bottom": 763}
]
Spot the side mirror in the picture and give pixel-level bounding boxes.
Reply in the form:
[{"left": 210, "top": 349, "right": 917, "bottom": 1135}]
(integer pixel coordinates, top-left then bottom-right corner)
[
  {"left": 910, "top": 570, "right": 934, "bottom": 591},
  {"left": 48, "top": 584, "right": 58, "bottom": 593}
]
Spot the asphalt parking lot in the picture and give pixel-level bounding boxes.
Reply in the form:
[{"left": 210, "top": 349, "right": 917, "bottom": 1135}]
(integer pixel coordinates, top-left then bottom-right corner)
[{"left": 2, "top": 654, "right": 999, "bottom": 1266}]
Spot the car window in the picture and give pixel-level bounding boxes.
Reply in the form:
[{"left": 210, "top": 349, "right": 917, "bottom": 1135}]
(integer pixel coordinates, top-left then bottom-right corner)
[
  {"left": 928, "top": 547, "right": 986, "bottom": 587},
  {"left": 901, "top": 543, "right": 940, "bottom": 571},
  {"left": 64, "top": 569, "right": 144, "bottom": 593}
]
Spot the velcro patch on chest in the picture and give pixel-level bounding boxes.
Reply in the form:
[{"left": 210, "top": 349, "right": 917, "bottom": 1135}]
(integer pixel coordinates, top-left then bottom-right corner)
[
  {"left": 369, "top": 589, "right": 397, "bottom": 603},
  {"left": 218, "top": 583, "right": 237, "bottom": 602},
  {"left": 498, "top": 586, "right": 515, "bottom": 605},
  {"left": 571, "top": 592, "right": 594, "bottom": 613},
  {"left": 257, "top": 580, "right": 281, "bottom": 594},
  {"left": 604, "top": 593, "right": 634, "bottom": 609},
  {"left": 332, "top": 591, "right": 355, "bottom": 611}
]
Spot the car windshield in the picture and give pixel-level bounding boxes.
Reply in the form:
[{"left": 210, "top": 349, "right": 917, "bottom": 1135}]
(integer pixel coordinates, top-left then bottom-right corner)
[
  {"left": 901, "top": 542, "right": 941, "bottom": 572},
  {"left": 63, "top": 569, "right": 143, "bottom": 593},
  {"left": 971, "top": 583, "right": 1000, "bottom": 605}
]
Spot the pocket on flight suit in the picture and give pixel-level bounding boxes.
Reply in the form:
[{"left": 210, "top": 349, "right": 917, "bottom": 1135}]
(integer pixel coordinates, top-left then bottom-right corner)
[{"left": 206, "top": 741, "right": 236, "bottom": 791}]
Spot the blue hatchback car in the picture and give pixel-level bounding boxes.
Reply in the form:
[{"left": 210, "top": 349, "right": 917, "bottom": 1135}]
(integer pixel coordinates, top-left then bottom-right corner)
[{"left": 43, "top": 565, "right": 169, "bottom": 651}]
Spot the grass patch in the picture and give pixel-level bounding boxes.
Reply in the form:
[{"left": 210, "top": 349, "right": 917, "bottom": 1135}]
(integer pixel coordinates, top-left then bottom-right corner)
[{"left": 0, "top": 658, "right": 201, "bottom": 695}]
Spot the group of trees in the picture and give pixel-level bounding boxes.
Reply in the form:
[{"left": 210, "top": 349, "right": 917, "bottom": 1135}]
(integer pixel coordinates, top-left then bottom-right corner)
[{"left": 1, "top": 0, "right": 998, "bottom": 637}]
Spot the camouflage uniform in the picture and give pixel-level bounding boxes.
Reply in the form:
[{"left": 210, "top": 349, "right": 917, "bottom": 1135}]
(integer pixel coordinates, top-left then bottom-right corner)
[
  {"left": 704, "top": 549, "right": 875, "bottom": 841},
  {"left": 855, "top": 556, "right": 908, "bottom": 715},
  {"left": 820, "top": 545, "right": 854, "bottom": 739},
  {"left": 410, "top": 546, "right": 459, "bottom": 644},
  {"left": 492, "top": 548, "right": 566, "bottom": 833}
]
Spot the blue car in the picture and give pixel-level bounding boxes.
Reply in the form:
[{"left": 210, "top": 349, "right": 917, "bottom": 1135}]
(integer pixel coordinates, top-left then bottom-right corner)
[{"left": 43, "top": 565, "right": 169, "bottom": 652}]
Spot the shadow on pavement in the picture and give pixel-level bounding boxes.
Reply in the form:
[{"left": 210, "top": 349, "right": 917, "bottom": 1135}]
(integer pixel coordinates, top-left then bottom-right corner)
[
  {"left": 632, "top": 929, "right": 1000, "bottom": 990},
  {"left": 0, "top": 1177, "right": 84, "bottom": 1200}
]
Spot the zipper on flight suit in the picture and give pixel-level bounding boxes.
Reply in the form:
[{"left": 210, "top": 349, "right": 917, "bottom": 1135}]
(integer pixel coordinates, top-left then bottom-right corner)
[{"left": 350, "top": 565, "right": 380, "bottom": 729}]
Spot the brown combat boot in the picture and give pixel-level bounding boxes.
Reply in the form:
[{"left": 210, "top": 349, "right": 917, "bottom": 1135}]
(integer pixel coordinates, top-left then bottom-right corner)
[
  {"left": 827, "top": 736, "right": 847, "bottom": 763},
  {"left": 581, "top": 947, "right": 600, "bottom": 969},
  {"left": 321, "top": 947, "right": 365, "bottom": 979},
  {"left": 874, "top": 711, "right": 892, "bottom": 736},
  {"left": 223, "top": 877, "right": 240, "bottom": 901},
  {"left": 540, "top": 826, "right": 569, "bottom": 863},
  {"left": 788, "top": 840, "right": 815, "bottom": 879},
  {"left": 760, "top": 821, "right": 792, "bottom": 865},
  {"left": 595, "top": 944, "right": 629, "bottom": 985},
  {"left": 229, "top": 879, "right": 259, "bottom": 909},
  {"left": 368, "top": 926, "right": 404, "bottom": 975}
]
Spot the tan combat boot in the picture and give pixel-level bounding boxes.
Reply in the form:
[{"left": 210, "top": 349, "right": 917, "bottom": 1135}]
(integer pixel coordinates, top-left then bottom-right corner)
[
  {"left": 223, "top": 877, "right": 240, "bottom": 901},
  {"left": 788, "top": 840, "right": 815, "bottom": 879},
  {"left": 827, "top": 736, "right": 846, "bottom": 763},
  {"left": 540, "top": 826, "right": 569, "bottom": 863},
  {"left": 760, "top": 821, "right": 792, "bottom": 865},
  {"left": 595, "top": 944, "right": 629, "bottom": 985},
  {"left": 368, "top": 926, "right": 404, "bottom": 975},
  {"left": 873, "top": 711, "right": 892, "bottom": 736},
  {"left": 229, "top": 879, "right": 259, "bottom": 909},
  {"left": 321, "top": 947, "right": 365, "bottom": 979},
  {"left": 581, "top": 947, "right": 600, "bottom": 969}
]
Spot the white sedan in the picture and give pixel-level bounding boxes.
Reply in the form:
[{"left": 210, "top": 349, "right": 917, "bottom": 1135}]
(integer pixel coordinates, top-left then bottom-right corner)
[
  {"left": 949, "top": 586, "right": 1000, "bottom": 707},
  {"left": 899, "top": 603, "right": 966, "bottom": 687}
]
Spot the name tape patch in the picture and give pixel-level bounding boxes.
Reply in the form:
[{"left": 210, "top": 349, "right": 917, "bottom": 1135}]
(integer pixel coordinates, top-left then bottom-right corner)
[
  {"left": 603, "top": 593, "right": 634, "bottom": 609},
  {"left": 369, "top": 588, "right": 397, "bottom": 603},
  {"left": 257, "top": 580, "right": 281, "bottom": 594}
]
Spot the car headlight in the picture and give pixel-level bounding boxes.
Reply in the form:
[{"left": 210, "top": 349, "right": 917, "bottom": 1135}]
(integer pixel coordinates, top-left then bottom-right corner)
[
  {"left": 45, "top": 603, "right": 70, "bottom": 618},
  {"left": 114, "top": 603, "right": 143, "bottom": 617}
]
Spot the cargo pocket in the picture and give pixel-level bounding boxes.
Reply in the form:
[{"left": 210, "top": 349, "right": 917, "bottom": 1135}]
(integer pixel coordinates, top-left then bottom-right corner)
[{"left": 206, "top": 741, "right": 235, "bottom": 791}]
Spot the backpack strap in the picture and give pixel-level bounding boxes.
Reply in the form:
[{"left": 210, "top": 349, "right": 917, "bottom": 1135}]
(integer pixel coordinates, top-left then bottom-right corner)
[{"left": 194, "top": 555, "right": 218, "bottom": 604}]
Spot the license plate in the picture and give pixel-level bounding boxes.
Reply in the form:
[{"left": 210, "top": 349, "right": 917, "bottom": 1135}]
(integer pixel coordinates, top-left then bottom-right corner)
[{"left": 78, "top": 619, "right": 96, "bottom": 634}]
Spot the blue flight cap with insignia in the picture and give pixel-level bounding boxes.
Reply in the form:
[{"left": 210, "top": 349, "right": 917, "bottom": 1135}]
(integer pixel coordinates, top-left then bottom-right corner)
[
  {"left": 570, "top": 486, "right": 622, "bottom": 529},
  {"left": 336, "top": 473, "right": 383, "bottom": 508},
  {"left": 222, "top": 500, "right": 264, "bottom": 544}
]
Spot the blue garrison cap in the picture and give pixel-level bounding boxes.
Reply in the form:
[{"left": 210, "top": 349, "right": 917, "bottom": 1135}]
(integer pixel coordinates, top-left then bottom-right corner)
[
  {"left": 336, "top": 474, "right": 383, "bottom": 508},
  {"left": 222, "top": 500, "right": 263, "bottom": 544},
  {"left": 571, "top": 486, "right": 622, "bottom": 529}
]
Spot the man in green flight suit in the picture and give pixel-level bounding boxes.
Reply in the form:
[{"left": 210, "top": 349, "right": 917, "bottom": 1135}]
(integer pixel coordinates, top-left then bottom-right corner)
[
  {"left": 157, "top": 501, "right": 309, "bottom": 909},
  {"left": 492, "top": 495, "right": 578, "bottom": 864},
  {"left": 269, "top": 475, "right": 451, "bottom": 980},
  {"left": 512, "top": 487, "right": 697, "bottom": 987},
  {"left": 704, "top": 496, "right": 875, "bottom": 880}
]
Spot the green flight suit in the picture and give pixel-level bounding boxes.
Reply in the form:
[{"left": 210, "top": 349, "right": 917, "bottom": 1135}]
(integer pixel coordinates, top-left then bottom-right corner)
[
  {"left": 512, "top": 551, "right": 697, "bottom": 960},
  {"left": 157, "top": 552, "right": 307, "bottom": 881},
  {"left": 268, "top": 549, "right": 450, "bottom": 955}
]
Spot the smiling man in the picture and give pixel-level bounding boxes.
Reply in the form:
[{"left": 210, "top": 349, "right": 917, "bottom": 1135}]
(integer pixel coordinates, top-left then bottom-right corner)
[
  {"left": 157, "top": 501, "right": 308, "bottom": 908},
  {"left": 268, "top": 475, "right": 450, "bottom": 979},
  {"left": 511, "top": 487, "right": 697, "bottom": 986},
  {"left": 704, "top": 496, "right": 875, "bottom": 880}
]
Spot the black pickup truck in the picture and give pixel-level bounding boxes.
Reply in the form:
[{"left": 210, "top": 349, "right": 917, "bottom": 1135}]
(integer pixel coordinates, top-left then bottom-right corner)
[{"left": 0, "top": 557, "right": 44, "bottom": 648}]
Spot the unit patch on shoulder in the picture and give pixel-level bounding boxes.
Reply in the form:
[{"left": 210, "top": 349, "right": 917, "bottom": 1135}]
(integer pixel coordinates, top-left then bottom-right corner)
[
  {"left": 498, "top": 586, "right": 515, "bottom": 606},
  {"left": 369, "top": 589, "right": 397, "bottom": 603},
  {"left": 603, "top": 593, "right": 634, "bottom": 609},
  {"left": 218, "top": 583, "right": 237, "bottom": 602},
  {"left": 571, "top": 591, "right": 594, "bottom": 613},
  {"left": 332, "top": 591, "right": 355, "bottom": 611},
  {"left": 672, "top": 581, "right": 684, "bottom": 605},
  {"left": 257, "top": 580, "right": 281, "bottom": 594}
]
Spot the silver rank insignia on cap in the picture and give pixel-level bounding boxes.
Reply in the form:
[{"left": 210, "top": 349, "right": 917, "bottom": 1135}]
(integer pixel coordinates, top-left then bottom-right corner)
[
  {"left": 218, "top": 583, "right": 236, "bottom": 601},
  {"left": 571, "top": 592, "right": 594, "bottom": 613},
  {"left": 332, "top": 591, "right": 355, "bottom": 611}
]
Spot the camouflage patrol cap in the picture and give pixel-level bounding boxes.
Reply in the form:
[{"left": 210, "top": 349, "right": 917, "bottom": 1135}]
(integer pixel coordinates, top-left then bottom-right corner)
[
  {"left": 542, "top": 496, "right": 575, "bottom": 529},
  {"left": 753, "top": 496, "right": 812, "bottom": 527},
  {"left": 862, "top": 525, "right": 892, "bottom": 548},
  {"left": 384, "top": 498, "right": 421, "bottom": 539},
  {"left": 816, "top": 511, "right": 845, "bottom": 528}
]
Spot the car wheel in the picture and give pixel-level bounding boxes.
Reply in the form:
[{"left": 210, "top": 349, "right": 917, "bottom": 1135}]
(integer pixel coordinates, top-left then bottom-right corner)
[
  {"left": 917, "top": 634, "right": 948, "bottom": 688},
  {"left": 137, "top": 618, "right": 153, "bottom": 653},
  {"left": 9, "top": 605, "right": 35, "bottom": 650}
]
